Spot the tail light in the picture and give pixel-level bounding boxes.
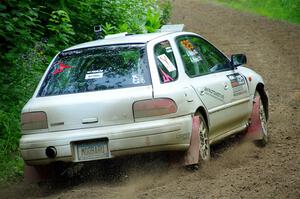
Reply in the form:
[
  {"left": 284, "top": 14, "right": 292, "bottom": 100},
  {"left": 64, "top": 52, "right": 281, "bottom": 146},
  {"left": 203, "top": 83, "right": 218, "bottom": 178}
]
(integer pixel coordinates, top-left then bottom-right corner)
[
  {"left": 21, "top": 111, "right": 48, "bottom": 130},
  {"left": 133, "top": 98, "right": 177, "bottom": 118}
]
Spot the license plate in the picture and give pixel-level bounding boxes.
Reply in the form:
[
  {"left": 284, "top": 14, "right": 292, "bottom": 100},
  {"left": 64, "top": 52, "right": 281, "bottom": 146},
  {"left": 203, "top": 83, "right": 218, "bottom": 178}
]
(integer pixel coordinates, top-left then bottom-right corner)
[{"left": 75, "top": 139, "right": 110, "bottom": 161}]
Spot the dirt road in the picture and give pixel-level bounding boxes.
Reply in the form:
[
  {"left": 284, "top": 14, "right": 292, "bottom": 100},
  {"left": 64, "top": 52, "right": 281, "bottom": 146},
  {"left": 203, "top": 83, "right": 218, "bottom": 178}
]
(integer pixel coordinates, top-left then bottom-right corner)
[{"left": 1, "top": 0, "right": 299, "bottom": 198}]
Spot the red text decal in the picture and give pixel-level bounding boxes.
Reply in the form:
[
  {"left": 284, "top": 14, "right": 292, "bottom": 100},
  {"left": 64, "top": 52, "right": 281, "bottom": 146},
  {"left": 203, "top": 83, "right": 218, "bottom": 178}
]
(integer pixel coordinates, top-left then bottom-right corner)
[
  {"left": 52, "top": 63, "right": 72, "bottom": 75},
  {"left": 159, "top": 68, "right": 174, "bottom": 83}
]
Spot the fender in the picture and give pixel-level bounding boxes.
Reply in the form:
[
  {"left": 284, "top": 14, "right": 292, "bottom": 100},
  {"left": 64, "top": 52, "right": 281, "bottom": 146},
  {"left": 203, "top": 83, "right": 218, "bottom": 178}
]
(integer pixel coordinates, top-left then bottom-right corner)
[{"left": 237, "top": 66, "right": 265, "bottom": 97}]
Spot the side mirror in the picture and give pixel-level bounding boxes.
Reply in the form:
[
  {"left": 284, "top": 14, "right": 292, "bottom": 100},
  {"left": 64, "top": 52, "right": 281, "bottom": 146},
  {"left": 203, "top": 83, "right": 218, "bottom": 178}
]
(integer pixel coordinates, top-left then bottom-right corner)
[{"left": 231, "top": 54, "right": 247, "bottom": 68}]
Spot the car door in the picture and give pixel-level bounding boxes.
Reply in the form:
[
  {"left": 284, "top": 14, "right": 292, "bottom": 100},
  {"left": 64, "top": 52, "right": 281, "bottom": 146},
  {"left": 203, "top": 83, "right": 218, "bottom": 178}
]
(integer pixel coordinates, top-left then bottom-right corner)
[
  {"left": 149, "top": 39, "right": 197, "bottom": 120},
  {"left": 175, "top": 35, "right": 251, "bottom": 141}
]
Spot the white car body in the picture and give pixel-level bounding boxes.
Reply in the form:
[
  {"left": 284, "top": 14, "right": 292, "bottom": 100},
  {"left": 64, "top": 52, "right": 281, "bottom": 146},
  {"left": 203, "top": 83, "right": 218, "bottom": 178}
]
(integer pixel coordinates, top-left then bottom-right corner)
[{"left": 20, "top": 30, "right": 268, "bottom": 165}]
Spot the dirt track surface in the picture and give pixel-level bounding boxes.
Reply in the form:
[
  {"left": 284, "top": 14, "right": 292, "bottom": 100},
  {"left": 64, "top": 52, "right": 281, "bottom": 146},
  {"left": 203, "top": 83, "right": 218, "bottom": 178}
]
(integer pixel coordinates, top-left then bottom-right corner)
[{"left": 1, "top": 0, "right": 299, "bottom": 198}]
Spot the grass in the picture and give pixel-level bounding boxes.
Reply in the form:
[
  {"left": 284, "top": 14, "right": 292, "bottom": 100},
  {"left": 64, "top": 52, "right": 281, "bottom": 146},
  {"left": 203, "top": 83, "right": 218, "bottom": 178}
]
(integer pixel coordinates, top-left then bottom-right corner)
[
  {"left": 212, "top": 0, "right": 300, "bottom": 25},
  {"left": 0, "top": 109, "right": 24, "bottom": 185},
  {"left": 0, "top": 152, "right": 24, "bottom": 185}
]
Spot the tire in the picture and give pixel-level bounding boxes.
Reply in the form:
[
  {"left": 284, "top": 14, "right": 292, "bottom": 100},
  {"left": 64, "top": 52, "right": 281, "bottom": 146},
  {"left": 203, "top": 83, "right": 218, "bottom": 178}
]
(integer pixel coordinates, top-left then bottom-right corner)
[
  {"left": 199, "top": 114, "right": 211, "bottom": 161},
  {"left": 254, "top": 91, "right": 268, "bottom": 147}
]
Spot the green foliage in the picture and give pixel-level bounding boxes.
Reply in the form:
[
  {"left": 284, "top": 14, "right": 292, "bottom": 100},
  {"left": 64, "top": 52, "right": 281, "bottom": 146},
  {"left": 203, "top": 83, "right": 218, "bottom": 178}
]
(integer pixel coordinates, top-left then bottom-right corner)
[
  {"left": 102, "top": 23, "right": 116, "bottom": 35},
  {"left": 213, "top": 0, "right": 300, "bottom": 24},
  {"left": 159, "top": 1, "right": 172, "bottom": 25},
  {"left": 47, "top": 10, "right": 75, "bottom": 48},
  {"left": 0, "top": 0, "right": 43, "bottom": 62},
  {"left": 0, "top": 0, "right": 171, "bottom": 184},
  {"left": 146, "top": 10, "right": 162, "bottom": 33},
  {"left": 0, "top": 152, "right": 23, "bottom": 184}
]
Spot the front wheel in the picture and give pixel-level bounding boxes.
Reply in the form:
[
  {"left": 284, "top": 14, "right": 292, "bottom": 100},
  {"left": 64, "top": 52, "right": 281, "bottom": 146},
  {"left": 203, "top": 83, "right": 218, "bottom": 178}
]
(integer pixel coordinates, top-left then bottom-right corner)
[
  {"left": 255, "top": 91, "right": 268, "bottom": 147},
  {"left": 199, "top": 115, "right": 210, "bottom": 161}
]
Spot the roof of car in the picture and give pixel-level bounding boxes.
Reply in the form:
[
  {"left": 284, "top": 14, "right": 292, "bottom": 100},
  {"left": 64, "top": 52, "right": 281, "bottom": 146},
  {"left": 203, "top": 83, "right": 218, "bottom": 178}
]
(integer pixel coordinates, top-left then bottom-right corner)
[{"left": 64, "top": 32, "right": 173, "bottom": 51}]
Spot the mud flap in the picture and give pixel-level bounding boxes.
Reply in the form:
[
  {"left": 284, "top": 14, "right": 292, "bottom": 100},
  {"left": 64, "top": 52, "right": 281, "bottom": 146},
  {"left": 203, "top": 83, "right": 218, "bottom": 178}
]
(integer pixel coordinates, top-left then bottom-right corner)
[
  {"left": 245, "top": 96, "right": 264, "bottom": 140},
  {"left": 184, "top": 116, "right": 200, "bottom": 166},
  {"left": 24, "top": 164, "right": 54, "bottom": 183}
]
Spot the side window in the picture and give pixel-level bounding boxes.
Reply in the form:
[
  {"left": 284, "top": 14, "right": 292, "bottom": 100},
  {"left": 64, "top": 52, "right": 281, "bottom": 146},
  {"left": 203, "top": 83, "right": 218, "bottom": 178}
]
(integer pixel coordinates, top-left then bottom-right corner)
[
  {"left": 154, "top": 40, "right": 178, "bottom": 83},
  {"left": 176, "top": 36, "right": 231, "bottom": 77},
  {"left": 176, "top": 37, "right": 209, "bottom": 77}
]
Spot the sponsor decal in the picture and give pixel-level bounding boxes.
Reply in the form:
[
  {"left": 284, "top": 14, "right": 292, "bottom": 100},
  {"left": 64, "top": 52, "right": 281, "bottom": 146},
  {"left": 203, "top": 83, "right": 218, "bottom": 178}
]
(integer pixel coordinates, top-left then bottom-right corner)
[
  {"left": 165, "top": 47, "right": 173, "bottom": 53},
  {"left": 85, "top": 69, "right": 104, "bottom": 80},
  {"left": 181, "top": 39, "right": 194, "bottom": 50},
  {"left": 160, "top": 41, "right": 171, "bottom": 48},
  {"left": 132, "top": 74, "right": 145, "bottom": 84},
  {"left": 52, "top": 63, "right": 72, "bottom": 75},
  {"left": 157, "top": 54, "right": 176, "bottom": 72},
  {"left": 159, "top": 68, "right": 174, "bottom": 83},
  {"left": 186, "top": 49, "right": 202, "bottom": 63},
  {"left": 204, "top": 87, "right": 225, "bottom": 102},
  {"left": 180, "top": 39, "right": 202, "bottom": 63},
  {"left": 227, "top": 73, "right": 247, "bottom": 96}
]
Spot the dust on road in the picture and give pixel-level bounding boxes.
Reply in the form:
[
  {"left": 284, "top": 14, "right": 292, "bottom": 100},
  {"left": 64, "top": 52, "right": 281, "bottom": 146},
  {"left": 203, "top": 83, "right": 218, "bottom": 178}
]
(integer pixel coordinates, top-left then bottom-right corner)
[{"left": 1, "top": 0, "right": 299, "bottom": 198}]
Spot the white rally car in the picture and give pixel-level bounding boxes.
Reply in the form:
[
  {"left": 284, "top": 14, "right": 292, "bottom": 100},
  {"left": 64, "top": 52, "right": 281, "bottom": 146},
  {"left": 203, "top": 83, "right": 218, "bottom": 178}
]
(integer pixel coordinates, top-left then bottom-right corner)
[{"left": 20, "top": 25, "right": 268, "bottom": 177}]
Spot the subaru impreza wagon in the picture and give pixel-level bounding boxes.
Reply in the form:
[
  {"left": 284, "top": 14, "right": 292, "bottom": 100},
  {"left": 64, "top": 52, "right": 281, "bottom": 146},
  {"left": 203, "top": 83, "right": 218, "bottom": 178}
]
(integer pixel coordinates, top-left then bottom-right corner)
[{"left": 20, "top": 25, "right": 268, "bottom": 171}]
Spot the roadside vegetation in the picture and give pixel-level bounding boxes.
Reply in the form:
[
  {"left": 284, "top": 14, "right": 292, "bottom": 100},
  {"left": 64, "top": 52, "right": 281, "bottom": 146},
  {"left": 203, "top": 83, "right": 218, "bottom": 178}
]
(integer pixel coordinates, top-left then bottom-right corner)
[
  {"left": 213, "top": 0, "right": 300, "bottom": 24},
  {"left": 0, "top": 0, "right": 171, "bottom": 184}
]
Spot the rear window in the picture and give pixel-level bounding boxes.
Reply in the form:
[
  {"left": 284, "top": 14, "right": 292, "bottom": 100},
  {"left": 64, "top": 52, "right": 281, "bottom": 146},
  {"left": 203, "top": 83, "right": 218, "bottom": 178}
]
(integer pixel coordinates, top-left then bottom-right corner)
[{"left": 38, "top": 44, "right": 151, "bottom": 96}]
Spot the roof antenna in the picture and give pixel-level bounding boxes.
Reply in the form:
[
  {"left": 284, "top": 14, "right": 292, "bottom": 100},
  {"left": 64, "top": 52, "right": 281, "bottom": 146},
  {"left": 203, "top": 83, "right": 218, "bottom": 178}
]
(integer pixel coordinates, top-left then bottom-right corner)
[{"left": 94, "top": 25, "right": 103, "bottom": 40}]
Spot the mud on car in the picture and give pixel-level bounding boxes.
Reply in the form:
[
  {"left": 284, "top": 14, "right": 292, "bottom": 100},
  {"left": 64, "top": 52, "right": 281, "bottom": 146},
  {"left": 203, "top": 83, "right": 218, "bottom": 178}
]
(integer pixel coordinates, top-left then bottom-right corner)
[{"left": 20, "top": 25, "right": 268, "bottom": 179}]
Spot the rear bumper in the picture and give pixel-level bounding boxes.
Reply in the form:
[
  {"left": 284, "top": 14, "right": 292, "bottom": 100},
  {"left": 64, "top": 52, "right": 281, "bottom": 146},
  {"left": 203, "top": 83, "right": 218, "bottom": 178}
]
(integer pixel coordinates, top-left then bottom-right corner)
[{"left": 20, "top": 115, "right": 192, "bottom": 165}]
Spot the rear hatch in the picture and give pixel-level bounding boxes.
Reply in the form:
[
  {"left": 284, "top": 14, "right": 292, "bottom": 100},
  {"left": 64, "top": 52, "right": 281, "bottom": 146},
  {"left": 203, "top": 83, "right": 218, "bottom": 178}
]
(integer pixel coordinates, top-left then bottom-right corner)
[{"left": 27, "top": 44, "right": 153, "bottom": 132}]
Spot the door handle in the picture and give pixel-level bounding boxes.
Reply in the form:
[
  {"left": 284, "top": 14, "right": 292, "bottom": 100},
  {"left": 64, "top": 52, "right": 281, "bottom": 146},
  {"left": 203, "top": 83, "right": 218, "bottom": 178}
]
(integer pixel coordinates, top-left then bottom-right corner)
[{"left": 82, "top": 117, "right": 98, "bottom": 124}]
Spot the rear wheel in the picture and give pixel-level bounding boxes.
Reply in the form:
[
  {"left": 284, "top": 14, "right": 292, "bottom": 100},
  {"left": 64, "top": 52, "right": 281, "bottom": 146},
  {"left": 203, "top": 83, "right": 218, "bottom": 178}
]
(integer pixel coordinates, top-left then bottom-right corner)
[
  {"left": 255, "top": 91, "right": 268, "bottom": 147},
  {"left": 199, "top": 114, "right": 210, "bottom": 161}
]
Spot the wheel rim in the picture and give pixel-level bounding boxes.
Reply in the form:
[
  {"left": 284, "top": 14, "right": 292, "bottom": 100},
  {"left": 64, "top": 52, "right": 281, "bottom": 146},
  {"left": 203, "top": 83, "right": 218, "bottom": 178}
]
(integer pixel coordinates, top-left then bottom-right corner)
[
  {"left": 259, "top": 98, "right": 268, "bottom": 142},
  {"left": 199, "top": 120, "right": 209, "bottom": 160}
]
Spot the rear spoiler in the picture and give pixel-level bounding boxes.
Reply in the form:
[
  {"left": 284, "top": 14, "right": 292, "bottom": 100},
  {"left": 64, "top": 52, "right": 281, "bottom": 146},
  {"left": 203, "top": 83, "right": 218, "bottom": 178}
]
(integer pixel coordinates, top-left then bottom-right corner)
[
  {"left": 158, "top": 24, "right": 185, "bottom": 32},
  {"left": 104, "top": 32, "right": 129, "bottom": 39},
  {"left": 93, "top": 24, "right": 185, "bottom": 40}
]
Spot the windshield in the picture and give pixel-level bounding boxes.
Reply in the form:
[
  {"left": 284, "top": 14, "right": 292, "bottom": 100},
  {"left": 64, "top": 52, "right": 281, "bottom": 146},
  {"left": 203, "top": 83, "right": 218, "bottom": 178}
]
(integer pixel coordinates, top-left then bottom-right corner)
[{"left": 38, "top": 44, "right": 151, "bottom": 97}]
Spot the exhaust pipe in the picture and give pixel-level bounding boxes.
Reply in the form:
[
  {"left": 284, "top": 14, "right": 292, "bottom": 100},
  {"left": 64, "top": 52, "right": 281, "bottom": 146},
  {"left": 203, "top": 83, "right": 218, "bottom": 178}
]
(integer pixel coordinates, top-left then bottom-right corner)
[{"left": 45, "top": 146, "right": 57, "bottom": 159}]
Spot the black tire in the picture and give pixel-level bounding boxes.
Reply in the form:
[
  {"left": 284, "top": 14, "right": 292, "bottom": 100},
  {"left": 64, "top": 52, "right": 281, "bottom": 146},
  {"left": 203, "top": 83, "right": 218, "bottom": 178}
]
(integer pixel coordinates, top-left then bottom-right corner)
[{"left": 254, "top": 91, "right": 268, "bottom": 147}]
